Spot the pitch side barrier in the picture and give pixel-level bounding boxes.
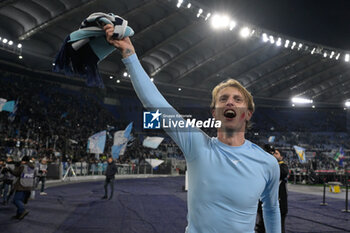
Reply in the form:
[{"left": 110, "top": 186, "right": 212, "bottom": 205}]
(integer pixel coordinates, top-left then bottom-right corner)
[
  {"left": 44, "top": 161, "right": 179, "bottom": 181},
  {"left": 289, "top": 168, "right": 350, "bottom": 185}
]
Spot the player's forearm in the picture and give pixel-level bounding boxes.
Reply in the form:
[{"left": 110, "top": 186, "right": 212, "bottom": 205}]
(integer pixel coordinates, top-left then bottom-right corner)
[
  {"left": 263, "top": 207, "right": 281, "bottom": 233},
  {"left": 122, "top": 54, "right": 173, "bottom": 110}
]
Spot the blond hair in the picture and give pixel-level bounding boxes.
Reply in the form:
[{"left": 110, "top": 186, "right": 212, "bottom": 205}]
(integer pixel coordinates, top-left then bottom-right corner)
[{"left": 211, "top": 79, "right": 255, "bottom": 128}]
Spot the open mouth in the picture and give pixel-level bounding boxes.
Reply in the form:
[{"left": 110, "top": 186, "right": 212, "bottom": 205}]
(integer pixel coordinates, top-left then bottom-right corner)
[{"left": 224, "top": 109, "right": 236, "bottom": 118}]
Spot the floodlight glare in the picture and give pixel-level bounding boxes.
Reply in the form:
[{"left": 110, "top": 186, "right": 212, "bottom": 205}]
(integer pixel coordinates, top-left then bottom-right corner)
[
  {"left": 211, "top": 14, "right": 230, "bottom": 29},
  {"left": 276, "top": 38, "right": 282, "bottom": 46},
  {"left": 8, "top": 40, "right": 13, "bottom": 46},
  {"left": 298, "top": 43, "right": 302, "bottom": 49},
  {"left": 178, "top": 88, "right": 182, "bottom": 91},
  {"left": 284, "top": 40, "right": 290, "bottom": 48},
  {"left": 311, "top": 48, "right": 315, "bottom": 54},
  {"left": 291, "top": 97, "right": 313, "bottom": 104},
  {"left": 291, "top": 41, "right": 296, "bottom": 49},
  {"left": 187, "top": 3, "right": 191, "bottom": 8},
  {"left": 2, "top": 38, "right": 8, "bottom": 43},
  {"left": 336, "top": 53, "right": 340, "bottom": 60},
  {"left": 205, "top": 13, "right": 211, "bottom": 21},
  {"left": 109, "top": 76, "right": 113, "bottom": 79},
  {"left": 116, "top": 79, "right": 120, "bottom": 83},
  {"left": 330, "top": 51, "right": 335, "bottom": 59},
  {"left": 17, "top": 43, "right": 22, "bottom": 48},
  {"left": 345, "top": 54, "right": 350, "bottom": 62},
  {"left": 229, "top": 21, "right": 236, "bottom": 30},
  {"left": 176, "top": 0, "right": 183, "bottom": 8},
  {"left": 269, "top": 35, "right": 274, "bottom": 44},
  {"left": 262, "top": 33, "right": 269, "bottom": 42},
  {"left": 197, "top": 9, "right": 203, "bottom": 18},
  {"left": 345, "top": 100, "right": 350, "bottom": 107},
  {"left": 323, "top": 52, "right": 327, "bottom": 58},
  {"left": 240, "top": 27, "right": 250, "bottom": 38},
  {"left": 150, "top": 78, "right": 154, "bottom": 82}
]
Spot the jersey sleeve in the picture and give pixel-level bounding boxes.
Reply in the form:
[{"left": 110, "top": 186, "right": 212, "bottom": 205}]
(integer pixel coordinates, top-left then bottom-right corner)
[
  {"left": 122, "top": 54, "right": 208, "bottom": 161},
  {"left": 260, "top": 159, "right": 281, "bottom": 233}
]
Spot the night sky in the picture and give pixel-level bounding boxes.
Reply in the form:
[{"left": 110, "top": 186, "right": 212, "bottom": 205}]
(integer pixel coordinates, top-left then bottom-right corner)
[{"left": 199, "top": 0, "right": 350, "bottom": 50}]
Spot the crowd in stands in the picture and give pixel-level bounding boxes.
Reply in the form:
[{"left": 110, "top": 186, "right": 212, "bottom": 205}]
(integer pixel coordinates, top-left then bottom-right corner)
[{"left": 0, "top": 73, "right": 349, "bottom": 180}]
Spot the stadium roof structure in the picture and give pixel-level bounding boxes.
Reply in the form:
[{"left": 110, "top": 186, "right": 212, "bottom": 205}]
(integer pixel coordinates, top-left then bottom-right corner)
[{"left": 0, "top": 0, "right": 349, "bottom": 108}]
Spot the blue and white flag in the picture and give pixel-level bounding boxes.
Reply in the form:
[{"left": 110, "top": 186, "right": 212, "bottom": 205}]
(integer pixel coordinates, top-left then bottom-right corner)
[
  {"left": 293, "top": 145, "right": 306, "bottom": 163},
  {"left": 112, "top": 122, "right": 133, "bottom": 159},
  {"left": 145, "top": 158, "right": 164, "bottom": 168},
  {"left": 0, "top": 98, "right": 15, "bottom": 113},
  {"left": 8, "top": 99, "right": 18, "bottom": 122},
  {"left": 143, "top": 136, "right": 164, "bottom": 149},
  {"left": 268, "top": 136, "right": 275, "bottom": 143},
  {"left": 87, "top": 130, "right": 106, "bottom": 154}
]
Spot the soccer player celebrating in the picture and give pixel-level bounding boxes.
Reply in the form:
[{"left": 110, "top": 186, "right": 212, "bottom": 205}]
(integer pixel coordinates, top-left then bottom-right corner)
[{"left": 104, "top": 24, "right": 281, "bottom": 233}]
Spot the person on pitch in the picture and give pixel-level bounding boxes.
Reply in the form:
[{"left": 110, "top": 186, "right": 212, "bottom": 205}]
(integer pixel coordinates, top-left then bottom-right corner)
[{"left": 104, "top": 24, "right": 281, "bottom": 233}]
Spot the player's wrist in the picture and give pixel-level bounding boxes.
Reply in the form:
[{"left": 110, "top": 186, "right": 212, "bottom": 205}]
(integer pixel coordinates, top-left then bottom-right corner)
[{"left": 122, "top": 48, "right": 135, "bottom": 58}]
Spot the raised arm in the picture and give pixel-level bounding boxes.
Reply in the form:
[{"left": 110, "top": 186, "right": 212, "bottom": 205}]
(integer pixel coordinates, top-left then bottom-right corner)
[{"left": 104, "top": 25, "right": 207, "bottom": 161}]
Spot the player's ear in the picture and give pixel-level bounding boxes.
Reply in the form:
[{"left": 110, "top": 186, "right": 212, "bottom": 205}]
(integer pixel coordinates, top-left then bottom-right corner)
[{"left": 246, "top": 110, "right": 252, "bottom": 121}]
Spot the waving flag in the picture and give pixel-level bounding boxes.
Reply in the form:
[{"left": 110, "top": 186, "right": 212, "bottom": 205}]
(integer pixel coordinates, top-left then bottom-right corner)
[
  {"left": 8, "top": 99, "right": 18, "bottom": 122},
  {"left": 334, "top": 147, "right": 345, "bottom": 166},
  {"left": 268, "top": 136, "right": 275, "bottom": 143},
  {"left": 143, "top": 136, "right": 164, "bottom": 149},
  {"left": 0, "top": 99, "right": 15, "bottom": 113},
  {"left": 145, "top": 158, "right": 164, "bottom": 168},
  {"left": 112, "top": 122, "right": 133, "bottom": 159},
  {"left": 87, "top": 130, "right": 106, "bottom": 154},
  {"left": 293, "top": 145, "right": 306, "bottom": 163}
]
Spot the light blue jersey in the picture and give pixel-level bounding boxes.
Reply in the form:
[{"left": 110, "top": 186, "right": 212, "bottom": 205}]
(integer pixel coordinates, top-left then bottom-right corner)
[{"left": 123, "top": 54, "right": 281, "bottom": 233}]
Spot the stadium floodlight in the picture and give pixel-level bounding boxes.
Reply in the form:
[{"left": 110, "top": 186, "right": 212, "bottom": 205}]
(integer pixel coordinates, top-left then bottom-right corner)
[
  {"left": 345, "top": 100, "right": 350, "bottom": 107},
  {"left": 187, "top": 3, "right": 191, "bottom": 8},
  {"left": 291, "top": 41, "right": 296, "bottom": 49},
  {"left": 276, "top": 37, "right": 282, "bottom": 46},
  {"left": 262, "top": 33, "right": 269, "bottom": 42},
  {"left": 150, "top": 78, "right": 154, "bottom": 82},
  {"left": 17, "top": 43, "right": 22, "bottom": 48},
  {"left": 176, "top": 0, "right": 183, "bottom": 8},
  {"left": 178, "top": 87, "right": 182, "bottom": 91},
  {"left": 291, "top": 97, "right": 313, "bottom": 104},
  {"left": 205, "top": 13, "right": 211, "bottom": 21},
  {"left": 298, "top": 43, "right": 302, "bottom": 50},
  {"left": 116, "top": 79, "right": 120, "bottom": 83},
  {"left": 123, "top": 72, "right": 128, "bottom": 77},
  {"left": 312, "top": 105, "right": 315, "bottom": 108},
  {"left": 211, "top": 14, "right": 230, "bottom": 29},
  {"left": 330, "top": 51, "right": 335, "bottom": 59},
  {"left": 269, "top": 35, "right": 274, "bottom": 44},
  {"left": 240, "top": 27, "right": 250, "bottom": 38},
  {"left": 18, "top": 55, "right": 23, "bottom": 59},
  {"left": 284, "top": 40, "right": 290, "bottom": 48},
  {"left": 197, "top": 8, "right": 203, "bottom": 18},
  {"left": 336, "top": 53, "right": 340, "bottom": 60},
  {"left": 323, "top": 52, "right": 327, "bottom": 58},
  {"left": 345, "top": 54, "right": 350, "bottom": 62},
  {"left": 311, "top": 48, "right": 315, "bottom": 54},
  {"left": 109, "top": 76, "right": 113, "bottom": 79},
  {"left": 8, "top": 40, "right": 13, "bottom": 46},
  {"left": 229, "top": 21, "right": 236, "bottom": 30},
  {"left": 2, "top": 38, "right": 8, "bottom": 43}
]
